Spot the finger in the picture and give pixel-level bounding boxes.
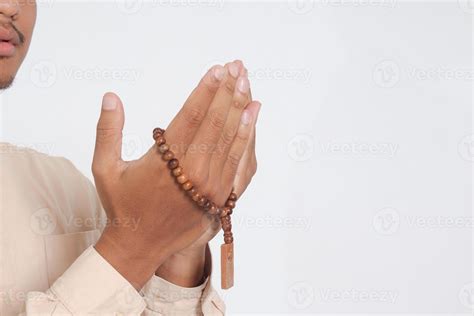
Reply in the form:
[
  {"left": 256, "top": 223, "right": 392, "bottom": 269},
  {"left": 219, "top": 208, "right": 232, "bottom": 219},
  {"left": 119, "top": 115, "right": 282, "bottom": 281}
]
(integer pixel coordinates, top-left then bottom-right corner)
[
  {"left": 92, "top": 92, "right": 125, "bottom": 176},
  {"left": 210, "top": 71, "right": 251, "bottom": 174},
  {"left": 234, "top": 109, "right": 258, "bottom": 197},
  {"left": 165, "top": 65, "right": 226, "bottom": 156},
  {"left": 221, "top": 101, "right": 261, "bottom": 190},
  {"left": 184, "top": 61, "right": 243, "bottom": 179}
]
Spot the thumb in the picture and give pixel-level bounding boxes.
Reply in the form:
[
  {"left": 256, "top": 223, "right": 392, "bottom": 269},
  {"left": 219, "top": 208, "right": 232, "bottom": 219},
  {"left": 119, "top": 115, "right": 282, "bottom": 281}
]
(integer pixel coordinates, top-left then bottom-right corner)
[{"left": 92, "top": 92, "right": 125, "bottom": 175}]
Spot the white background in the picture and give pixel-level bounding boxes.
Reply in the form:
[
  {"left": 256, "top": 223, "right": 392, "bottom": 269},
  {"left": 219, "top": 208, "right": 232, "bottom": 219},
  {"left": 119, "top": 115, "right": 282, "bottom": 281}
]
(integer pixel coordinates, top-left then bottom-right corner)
[{"left": 1, "top": 0, "right": 472, "bottom": 314}]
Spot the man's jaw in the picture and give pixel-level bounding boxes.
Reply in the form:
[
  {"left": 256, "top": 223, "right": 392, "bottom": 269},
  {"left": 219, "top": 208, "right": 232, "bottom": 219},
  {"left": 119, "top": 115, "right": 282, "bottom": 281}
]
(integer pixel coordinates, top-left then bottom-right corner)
[{"left": 0, "top": 75, "right": 14, "bottom": 90}]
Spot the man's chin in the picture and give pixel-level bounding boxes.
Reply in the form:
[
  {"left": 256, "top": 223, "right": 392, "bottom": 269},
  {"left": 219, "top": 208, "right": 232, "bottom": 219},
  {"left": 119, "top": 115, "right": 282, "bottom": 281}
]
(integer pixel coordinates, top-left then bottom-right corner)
[{"left": 0, "top": 76, "right": 15, "bottom": 90}]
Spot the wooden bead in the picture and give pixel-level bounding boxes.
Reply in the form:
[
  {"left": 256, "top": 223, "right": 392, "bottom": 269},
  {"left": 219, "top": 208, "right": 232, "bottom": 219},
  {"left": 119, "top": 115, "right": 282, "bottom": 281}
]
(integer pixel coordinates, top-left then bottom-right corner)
[
  {"left": 158, "top": 144, "right": 170, "bottom": 154},
  {"left": 156, "top": 136, "right": 166, "bottom": 146},
  {"left": 222, "top": 217, "right": 231, "bottom": 226},
  {"left": 220, "top": 207, "right": 230, "bottom": 217},
  {"left": 198, "top": 197, "right": 208, "bottom": 207},
  {"left": 172, "top": 166, "right": 183, "bottom": 177},
  {"left": 203, "top": 200, "right": 212, "bottom": 211},
  {"left": 208, "top": 204, "right": 218, "bottom": 215},
  {"left": 153, "top": 129, "right": 163, "bottom": 140},
  {"left": 226, "top": 200, "right": 236, "bottom": 209},
  {"left": 182, "top": 181, "right": 193, "bottom": 191},
  {"left": 168, "top": 159, "right": 179, "bottom": 170},
  {"left": 192, "top": 192, "right": 201, "bottom": 202},
  {"left": 229, "top": 193, "right": 238, "bottom": 201},
  {"left": 163, "top": 151, "right": 174, "bottom": 161},
  {"left": 153, "top": 128, "right": 165, "bottom": 135},
  {"left": 152, "top": 127, "right": 237, "bottom": 251},
  {"left": 177, "top": 174, "right": 188, "bottom": 184}
]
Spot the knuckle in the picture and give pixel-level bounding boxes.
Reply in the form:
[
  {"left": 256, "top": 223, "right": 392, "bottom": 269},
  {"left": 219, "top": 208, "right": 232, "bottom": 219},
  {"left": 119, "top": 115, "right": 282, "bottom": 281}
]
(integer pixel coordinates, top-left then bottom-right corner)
[
  {"left": 232, "top": 98, "right": 246, "bottom": 110},
  {"left": 96, "top": 127, "right": 120, "bottom": 144},
  {"left": 223, "top": 80, "right": 235, "bottom": 95},
  {"left": 235, "top": 131, "right": 250, "bottom": 144},
  {"left": 91, "top": 162, "right": 106, "bottom": 179},
  {"left": 209, "top": 111, "right": 226, "bottom": 130},
  {"left": 220, "top": 128, "right": 236, "bottom": 147},
  {"left": 227, "top": 152, "right": 242, "bottom": 169},
  {"left": 183, "top": 106, "right": 205, "bottom": 127}
]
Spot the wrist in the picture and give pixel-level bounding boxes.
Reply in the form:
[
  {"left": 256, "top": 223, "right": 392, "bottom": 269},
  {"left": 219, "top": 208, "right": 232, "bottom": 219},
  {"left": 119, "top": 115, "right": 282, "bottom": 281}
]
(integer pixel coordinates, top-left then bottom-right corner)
[
  {"left": 155, "top": 245, "right": 207, "bottom": 287},
  {"left": 95, "top": 227, "right": 166, "bottom": 289}
]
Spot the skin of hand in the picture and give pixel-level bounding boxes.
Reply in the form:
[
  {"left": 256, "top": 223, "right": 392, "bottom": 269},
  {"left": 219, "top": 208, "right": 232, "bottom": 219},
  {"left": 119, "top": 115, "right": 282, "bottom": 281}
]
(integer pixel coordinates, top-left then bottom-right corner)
[
  {"left": 93, "top": 60, "right": 261, "bottom": 290},
  {"left": 156, "top": 61, "right": 260, "bottom": 287},
  {"left": 0, "top": 0, "right": 37, "bottom": 89}
]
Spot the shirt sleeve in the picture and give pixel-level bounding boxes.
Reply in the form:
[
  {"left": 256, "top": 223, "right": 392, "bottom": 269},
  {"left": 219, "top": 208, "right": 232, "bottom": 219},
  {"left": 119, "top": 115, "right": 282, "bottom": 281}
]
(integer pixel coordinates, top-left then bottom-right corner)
[
  {"left": 141, "top": 245, "right": 225, "bottom": 316},
  {"left": 23, "top": 245, "right": 226, "bottom": 316},
  {"left": 24, "top": 246, "right": 146, "bottom": 315}
]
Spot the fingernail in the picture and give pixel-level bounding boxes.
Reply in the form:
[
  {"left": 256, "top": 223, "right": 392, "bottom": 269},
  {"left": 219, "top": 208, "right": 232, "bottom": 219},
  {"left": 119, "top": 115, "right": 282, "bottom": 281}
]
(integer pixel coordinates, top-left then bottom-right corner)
[
  {"left": 213, "top": 66, "right": 225, "bottom": 81},
  {"left": 228, "top": 62, "right": 240, "bottom": 78},
  {"left": 102, "top": 93, "right": 117, "bottom": 111},
  {"left": 240, "top": 66, "right": 248, "bottom": 77},
  {"left": 241, "top": 110, "right": 252, "bottom": 126},
  {"left": 237, "top": 76, "right": 250, "bottom": 94}
]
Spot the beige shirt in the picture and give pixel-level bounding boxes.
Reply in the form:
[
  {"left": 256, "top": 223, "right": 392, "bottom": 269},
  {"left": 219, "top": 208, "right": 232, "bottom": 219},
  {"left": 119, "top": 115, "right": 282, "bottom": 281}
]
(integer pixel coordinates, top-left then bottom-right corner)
[{"left": 0, "top": 143, "right": 225, "bottom": 315}]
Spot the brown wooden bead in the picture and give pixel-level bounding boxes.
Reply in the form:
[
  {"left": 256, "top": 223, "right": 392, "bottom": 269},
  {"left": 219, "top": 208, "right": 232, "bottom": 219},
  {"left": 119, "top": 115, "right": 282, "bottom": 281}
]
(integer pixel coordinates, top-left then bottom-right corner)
[
  {"left": 163, "top": 151, "right": 174, "bottom": 161},
  {"left": 172, "top": 166, "right": 183, "bottom": 177},
  {"left": 208, "top": 204, "right": 218, "bottom": 215},
  {"left": 222, "top": 223, "right": 232, "bottom": 231},
  {"left": 220, "top": 207, "right": 230, "bottom": 217},
  {"left": 222, "top": 218, "right": 231, "bottom": 227},
  {"left": 224, "top": 236, "right": 234, "bottom": 244},
  {"left": 182, "top": 181, "right": 193, "bottom": 191},
  {"left": 153, "top": 129, "right": 163, "bottom": 140},
  {"left": 225, "top": 200, "right": 236, "bottom": 209},
  {"left": 153, "top": 128, "right": 165, "bottom": 135},
  {"left": 192, "top": 192, "right": 201, "bottom": 202},
  {"left": 203, "top": 200, "right": 212, "bottom": 211},
  {"left": 177, "top": 174, "right": 188, "bottom": 184},
  {"left": 198, "top": 197, "right": 208, "bottom": 207},
  {"left": 224, "top": 232, "right": 233, "bottom": 237},
  {"left": 156, "top": 136, "right": 166, "bottom": 146},
  {"left": 158, "top": 144, "right": 170, "bottom": 154},
  {"left": 229, "top": 193, "right": 238, "bottom": 201},
  {"left": 168, "top": 159, "right": 179, "bottom": 170},
  {"left": 187, "top": 187, "right": 197, "bottom": 196}
]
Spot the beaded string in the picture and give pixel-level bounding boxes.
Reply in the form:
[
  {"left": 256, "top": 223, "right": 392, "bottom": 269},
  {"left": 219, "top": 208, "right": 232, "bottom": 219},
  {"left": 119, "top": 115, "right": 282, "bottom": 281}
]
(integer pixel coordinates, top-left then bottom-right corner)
[{"left": 152, "top": 128, "right": 236, "bottom": 247}]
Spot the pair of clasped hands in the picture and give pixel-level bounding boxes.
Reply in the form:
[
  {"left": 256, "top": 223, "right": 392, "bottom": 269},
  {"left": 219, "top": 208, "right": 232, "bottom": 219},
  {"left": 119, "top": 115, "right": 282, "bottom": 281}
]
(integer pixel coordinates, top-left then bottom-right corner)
[{"left": 93, "top": 60, "right": 260, "bottom": 289}]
